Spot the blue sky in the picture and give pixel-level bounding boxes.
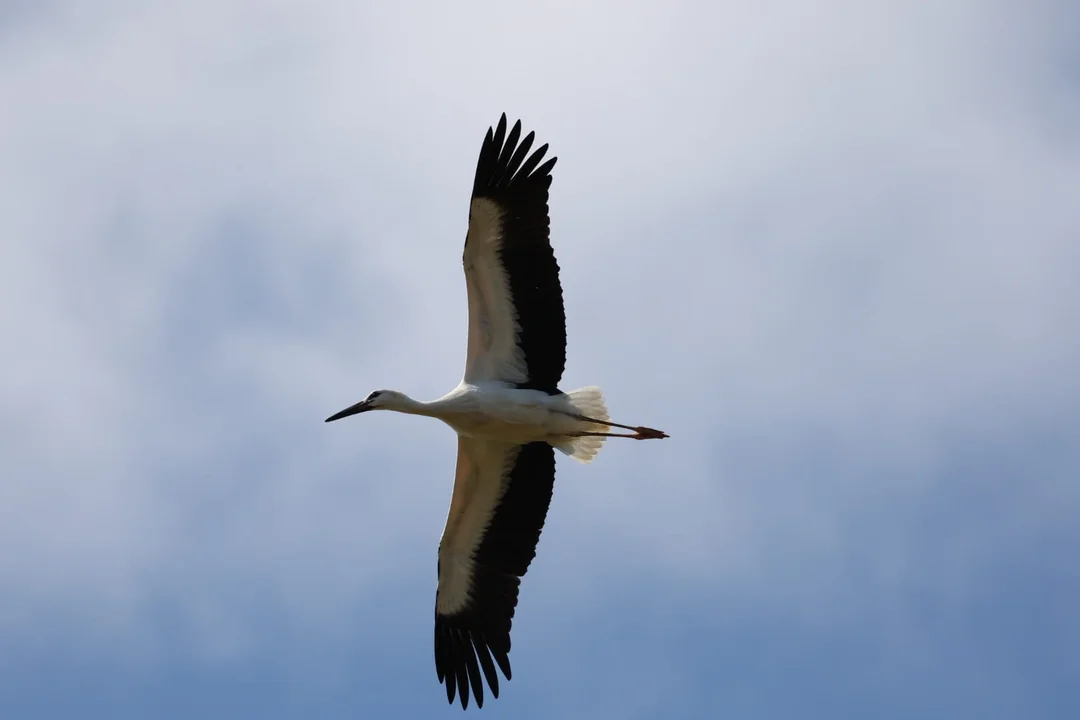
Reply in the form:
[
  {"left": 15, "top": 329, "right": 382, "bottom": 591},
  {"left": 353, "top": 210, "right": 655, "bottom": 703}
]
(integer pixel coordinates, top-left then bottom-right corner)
[{"left": 1, "top": 0, "right": 1078, "bottom": 717}]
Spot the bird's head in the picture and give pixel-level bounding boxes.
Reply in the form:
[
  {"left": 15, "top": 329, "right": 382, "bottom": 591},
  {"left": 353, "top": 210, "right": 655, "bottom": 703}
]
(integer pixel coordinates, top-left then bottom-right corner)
[{"left": 324, "top": 389, "right": 407, "bottom": 422}]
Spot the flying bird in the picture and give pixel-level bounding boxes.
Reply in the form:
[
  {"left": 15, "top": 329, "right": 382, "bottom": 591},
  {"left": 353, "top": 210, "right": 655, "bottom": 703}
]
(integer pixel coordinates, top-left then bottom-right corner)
[{"left": 325, "top": 114, "right": 668, "bottom": 710}]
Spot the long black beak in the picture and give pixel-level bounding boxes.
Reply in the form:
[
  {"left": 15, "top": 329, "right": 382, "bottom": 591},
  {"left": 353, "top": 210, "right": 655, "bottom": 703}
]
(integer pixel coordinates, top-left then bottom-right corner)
[{"left": 325, "top": 400, "right": 374, "bottom": 423}]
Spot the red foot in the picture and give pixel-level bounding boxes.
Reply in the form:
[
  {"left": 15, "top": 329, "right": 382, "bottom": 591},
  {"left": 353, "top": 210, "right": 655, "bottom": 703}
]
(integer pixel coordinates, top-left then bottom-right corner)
[{"left": 632, "top": 426, "right": 669, "bottom": 440}]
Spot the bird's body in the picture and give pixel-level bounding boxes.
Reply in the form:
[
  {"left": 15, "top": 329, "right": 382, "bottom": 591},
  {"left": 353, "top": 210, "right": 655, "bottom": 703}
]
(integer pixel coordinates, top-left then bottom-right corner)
[
  {"left": 375, "top": 383, "right": 606, "bottom": 445},
  {"left": 432, "top": 384, "right": 575, "bottom": 440},
  {"left": 326, "top": 114, "right": 666, "bottom": 709}
]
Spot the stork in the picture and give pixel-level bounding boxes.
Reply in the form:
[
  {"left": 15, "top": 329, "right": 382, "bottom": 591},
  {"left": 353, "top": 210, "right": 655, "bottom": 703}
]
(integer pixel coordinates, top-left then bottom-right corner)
[{"left": 325, "top": 114, "right": 668, "bottom": 709}]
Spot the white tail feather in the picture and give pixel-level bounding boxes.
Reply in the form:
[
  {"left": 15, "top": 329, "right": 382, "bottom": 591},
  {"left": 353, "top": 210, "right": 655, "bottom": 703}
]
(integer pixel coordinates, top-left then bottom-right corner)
[{"left": 553, "top": 386, "right": 610, "bottom": 464}]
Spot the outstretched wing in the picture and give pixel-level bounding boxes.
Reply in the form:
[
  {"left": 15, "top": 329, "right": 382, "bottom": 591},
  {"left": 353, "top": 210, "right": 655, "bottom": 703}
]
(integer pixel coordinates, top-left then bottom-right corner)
[
  {"left": 434, "top": 437, "right": 557, "bottom": 709},
  {"left": 461, "top": 114, "right": 566, "bottom": 394}
]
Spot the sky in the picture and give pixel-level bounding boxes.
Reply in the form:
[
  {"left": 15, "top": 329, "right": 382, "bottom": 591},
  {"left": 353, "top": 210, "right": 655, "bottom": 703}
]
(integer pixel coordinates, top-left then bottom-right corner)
[{"left": 1, "top": 0, "right": 1078, "bottom": 717}]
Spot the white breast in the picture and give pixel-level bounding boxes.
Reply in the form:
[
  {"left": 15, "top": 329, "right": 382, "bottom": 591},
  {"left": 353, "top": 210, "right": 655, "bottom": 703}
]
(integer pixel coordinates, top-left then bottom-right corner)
[{"left": 435, "top": 384, "right": 563, "bottom": 442}]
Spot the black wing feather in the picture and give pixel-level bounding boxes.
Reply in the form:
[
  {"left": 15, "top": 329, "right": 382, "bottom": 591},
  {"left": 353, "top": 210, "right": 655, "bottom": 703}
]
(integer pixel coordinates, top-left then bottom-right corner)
[
  {"left": 434, "top": 442, "right": 556, "bottom": 709},
  {"left": 468, "top": 113, "right": 566, "bottom": 394},
  {"left": 502, "top": 131, "right": 535, "bottom": 181}
]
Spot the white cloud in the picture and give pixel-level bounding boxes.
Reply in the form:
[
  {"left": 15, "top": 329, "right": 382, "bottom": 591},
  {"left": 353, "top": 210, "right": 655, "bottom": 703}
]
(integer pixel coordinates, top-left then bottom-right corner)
[{"left": 0, "top": 0, "right": 1076, "bottom": 661}]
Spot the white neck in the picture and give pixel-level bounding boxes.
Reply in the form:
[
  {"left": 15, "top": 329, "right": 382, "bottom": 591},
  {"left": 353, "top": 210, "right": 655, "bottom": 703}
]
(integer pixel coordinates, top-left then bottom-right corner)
[
  {"left": 384, "top": 393, "right": 436, "bottom": 417},
  {"left": 384, "top": 392, "right": 467, "bottom": 425}
]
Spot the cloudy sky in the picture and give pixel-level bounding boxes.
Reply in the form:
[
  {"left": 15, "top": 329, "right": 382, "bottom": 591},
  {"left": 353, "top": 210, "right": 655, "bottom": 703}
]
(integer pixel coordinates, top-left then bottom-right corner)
[{"left": 2, "top": 0, "right": 1078, "bottom": 717}]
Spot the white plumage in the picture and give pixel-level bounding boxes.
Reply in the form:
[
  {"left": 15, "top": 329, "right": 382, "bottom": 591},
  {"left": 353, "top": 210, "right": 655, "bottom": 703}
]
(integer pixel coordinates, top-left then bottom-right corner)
[{"left": 325, "top": 114, "right": 667, "bottom": 710}]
